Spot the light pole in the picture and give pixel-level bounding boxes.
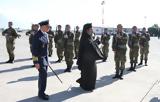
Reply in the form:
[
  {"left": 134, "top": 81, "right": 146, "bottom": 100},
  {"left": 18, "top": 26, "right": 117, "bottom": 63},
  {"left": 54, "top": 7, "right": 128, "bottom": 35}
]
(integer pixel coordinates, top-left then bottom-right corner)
[{"left": 144, "top": 16, "right": 147, "bottom": 27}]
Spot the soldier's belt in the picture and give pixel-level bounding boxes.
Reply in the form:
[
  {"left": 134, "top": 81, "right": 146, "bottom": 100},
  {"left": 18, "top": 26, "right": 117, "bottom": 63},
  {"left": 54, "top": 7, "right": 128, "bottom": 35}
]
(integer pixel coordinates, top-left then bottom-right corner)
[
  {"left": 67, "top": 42, "right": 74, "bottom": 46},
  {"left": 117, "top": 45, "right": 126, "bottom": 49}
]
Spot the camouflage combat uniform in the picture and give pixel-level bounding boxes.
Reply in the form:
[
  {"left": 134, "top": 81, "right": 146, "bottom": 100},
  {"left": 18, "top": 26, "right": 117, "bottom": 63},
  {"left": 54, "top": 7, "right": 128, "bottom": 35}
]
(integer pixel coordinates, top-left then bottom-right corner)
[
  {"left": 2, "top": 27, "right": 19, "bottom": 62},
  {"left": 139, "top": 33, "right": 150, "bottom": 66},
  {"left": 101, "top": 33, "right": 110, "bottom": 61},
  {"left": 128, "top": 33, "right": 140, "bottom": 71},
  {"left": 54, "top": 30, "right": 64, "bottom": 62},
  {"left": 112, "top": 32, "right": 128, "bottom": 79},
  {"left": 63, "top": 31, "right": 74, "bottom": 72},
  {"left": 47, "top": 30, "right": 54, "bottom": 57}
]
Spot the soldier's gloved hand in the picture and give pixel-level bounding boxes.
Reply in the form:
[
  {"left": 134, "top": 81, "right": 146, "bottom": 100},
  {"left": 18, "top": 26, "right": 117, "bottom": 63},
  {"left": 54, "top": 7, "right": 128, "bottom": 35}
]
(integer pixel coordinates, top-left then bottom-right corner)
[{"left": 35, "top": 64, "right": 40, "bottom": 70}]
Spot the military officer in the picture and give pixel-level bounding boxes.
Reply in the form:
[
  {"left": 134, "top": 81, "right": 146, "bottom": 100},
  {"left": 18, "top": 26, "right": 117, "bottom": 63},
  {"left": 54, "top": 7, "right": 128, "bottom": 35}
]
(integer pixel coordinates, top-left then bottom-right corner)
[
  {"left": 54, "top": 25, "right": 64, "bottom": 63},
  {"left": 74, "top": 26, "right": 81, "bottom": 59},
  {"left": 138, "top": 27, "right": 150, "bottom": 66},
  {"left": 128, "top": 26, "right": 140, "bottom": 71},
  {"left": 63, "top": 24, "right": 74, "bottom": 72},
  {"left": 101, "top": 28, "right": 110, "bottom": 61},
  {"left": 32, "top": 20, "right": 50, "bottom": 100},
  {"left": 47, "top": 26, "right": 54, "bottom": 57},
  {"left": 112, "top": 24, "right": 128, "bottom": 80},
  {"left": 2, "top": 21, "right": 20, "bottom": 63}
]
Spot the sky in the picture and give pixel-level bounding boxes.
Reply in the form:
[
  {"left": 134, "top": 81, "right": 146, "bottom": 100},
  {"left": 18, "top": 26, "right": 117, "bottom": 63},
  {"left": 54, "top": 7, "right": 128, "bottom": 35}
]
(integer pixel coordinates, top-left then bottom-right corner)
[{"left": 0, "top": 0, "right": 160, "bottom": 29}]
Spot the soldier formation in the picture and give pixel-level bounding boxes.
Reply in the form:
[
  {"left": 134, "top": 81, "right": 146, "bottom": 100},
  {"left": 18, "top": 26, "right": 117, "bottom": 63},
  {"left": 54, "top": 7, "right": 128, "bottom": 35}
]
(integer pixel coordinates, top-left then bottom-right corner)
[{"left": 1, "top": 21, "right": 151, "bottom": 100}]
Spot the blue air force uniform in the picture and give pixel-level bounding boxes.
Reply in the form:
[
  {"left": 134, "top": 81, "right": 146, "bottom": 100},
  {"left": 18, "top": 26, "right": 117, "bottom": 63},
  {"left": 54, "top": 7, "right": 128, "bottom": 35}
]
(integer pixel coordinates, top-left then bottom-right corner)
[{"left": 32, "top": 20, "right": 49, "bottom": 99}]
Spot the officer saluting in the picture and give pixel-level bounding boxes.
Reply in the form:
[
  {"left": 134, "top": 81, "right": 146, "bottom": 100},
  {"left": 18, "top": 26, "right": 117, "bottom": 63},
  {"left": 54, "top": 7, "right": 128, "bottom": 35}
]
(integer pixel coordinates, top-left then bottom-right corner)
[{"left": 32, "top": 20, "right": 50, "bottom": 100}]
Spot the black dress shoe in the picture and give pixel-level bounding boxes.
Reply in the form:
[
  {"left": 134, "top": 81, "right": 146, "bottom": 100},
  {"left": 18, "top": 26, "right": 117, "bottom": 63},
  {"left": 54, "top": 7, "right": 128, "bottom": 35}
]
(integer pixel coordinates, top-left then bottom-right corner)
[
  {"left": 102, "top": 59, "right": 106, "bottom": 62},
  {"left": 55, "top": 59, "right": 61, "bottom": 63},
  {"left": 76, "top": 78, "right": 81, "bottom": 84},
  {"left": 38, "top": 94, "right": 49, "bottom": 100},
  {"left": 64, "top": 68, "right": 71, "bottom": 72}
]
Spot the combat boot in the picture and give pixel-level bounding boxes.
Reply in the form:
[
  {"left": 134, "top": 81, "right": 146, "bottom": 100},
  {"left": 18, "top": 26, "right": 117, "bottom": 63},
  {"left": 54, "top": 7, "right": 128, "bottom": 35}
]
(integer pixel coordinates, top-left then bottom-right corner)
[
  {"left": 6, "top": 57, "right": 14, "bottom": 63},
  {"left": 119, "top": 69, "right": 124, "bottom": 80},
  {"left": 113, "top": 69, "right": 119, "bottom": 79},
  {"left": 138, "top": 59, "right": 143, "bottom": 66},
  {"left": 6, "top": 59, "right": 11, "bottom": 63},
  {"left": 128, "top": 62, "right": 134, "bottom": 71},
  {"left": 9, "top": 57, "right": 14, "bottom": 63},
  {"left": 145, "top": 59, "right": 148, "bottom": 66},
  {"left": 132, "top": 63, "right": 137, "bottom": 72},
  {"left": 6, "top": 57, "right": 11, "bottom": 63}
]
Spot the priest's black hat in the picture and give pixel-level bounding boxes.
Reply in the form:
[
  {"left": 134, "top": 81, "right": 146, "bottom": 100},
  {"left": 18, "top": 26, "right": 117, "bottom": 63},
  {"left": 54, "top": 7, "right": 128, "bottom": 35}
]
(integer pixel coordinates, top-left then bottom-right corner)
[{"left": 83, "top": 23, "right": 92, "bottom": 30}]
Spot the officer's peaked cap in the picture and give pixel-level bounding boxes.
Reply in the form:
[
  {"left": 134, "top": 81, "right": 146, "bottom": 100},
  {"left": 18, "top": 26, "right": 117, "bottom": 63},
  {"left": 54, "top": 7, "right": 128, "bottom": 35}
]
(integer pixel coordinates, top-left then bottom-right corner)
[{"left": 39, "top": 20, "right": 49, "bottom": 26}]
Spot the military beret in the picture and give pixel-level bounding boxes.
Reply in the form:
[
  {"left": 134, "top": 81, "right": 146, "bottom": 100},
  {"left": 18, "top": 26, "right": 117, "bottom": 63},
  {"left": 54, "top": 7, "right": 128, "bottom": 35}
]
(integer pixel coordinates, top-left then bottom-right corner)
[{"left": 39, "top": 20, "right": 49, "bottom": 26}]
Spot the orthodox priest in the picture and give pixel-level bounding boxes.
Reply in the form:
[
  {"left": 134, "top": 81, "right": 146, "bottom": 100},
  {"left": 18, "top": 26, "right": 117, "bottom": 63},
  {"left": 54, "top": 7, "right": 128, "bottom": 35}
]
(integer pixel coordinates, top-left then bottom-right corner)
[{"left": 76, "top": 23, "right": 104, "bottom": 91}]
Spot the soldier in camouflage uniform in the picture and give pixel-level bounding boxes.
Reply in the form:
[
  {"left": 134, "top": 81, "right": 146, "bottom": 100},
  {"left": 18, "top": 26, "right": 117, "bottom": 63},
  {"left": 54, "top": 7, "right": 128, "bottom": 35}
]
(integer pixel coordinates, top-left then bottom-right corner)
[
  {"left": 74, "top": 26, "right": 81, "bottom": 59},
  {"left": 138, "top": 27, "right": 150, "bottom": 66},
  {"left": 26, "top": 24, "right": 39, "bottom": 54},
  {"left": 101, "top": 28, "right": 110, "bottom": 62},
  {"left": 26, "top": 24, "right": 39, "bottom": 67},
  {"left": 47, "top": 26, "right": 54, "bottom": 57},
  {"left": 128, "top": 26, "right": 140, "bottom": 71},
  {"left": 63, "top": 24, "right": 74, "bottom": 72},
  {"left": 54, "top": 25, "right": 64, "bottom": 63},
  {"left": 112, "top": 24, "right": 128, "bottom": 80},
  {"left": 2, "top": 22, "right": 20, "bottom": 63}
]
